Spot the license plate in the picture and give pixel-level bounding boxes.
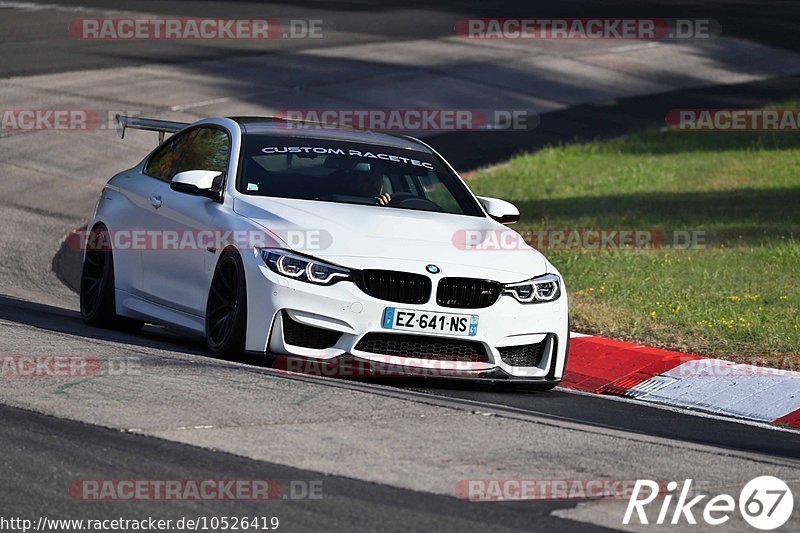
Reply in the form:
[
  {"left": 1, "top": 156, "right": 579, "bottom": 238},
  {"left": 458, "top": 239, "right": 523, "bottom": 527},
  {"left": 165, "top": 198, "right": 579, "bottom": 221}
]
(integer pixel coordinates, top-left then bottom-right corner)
[{"left": 383, "top": 307, "right": 478, "bottom": 336}]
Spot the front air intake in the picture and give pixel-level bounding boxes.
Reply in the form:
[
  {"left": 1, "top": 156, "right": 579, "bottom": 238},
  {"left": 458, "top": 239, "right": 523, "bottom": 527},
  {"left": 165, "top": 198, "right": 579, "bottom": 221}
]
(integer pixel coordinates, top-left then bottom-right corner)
[
  {"left": 436, "top": 277, "right": 502, "bottom": 309},
  {"left": 355, "top": 270, "right": 431, "bottom": 304},
  {"left": 281, "top": 311, "right": 342, "bottom": 349},
  {"left": 354, "top": 332, "right": 489, "bottom": 362},
  {"left": 497, "top": 337, "right": 549, "bottom": 367}
]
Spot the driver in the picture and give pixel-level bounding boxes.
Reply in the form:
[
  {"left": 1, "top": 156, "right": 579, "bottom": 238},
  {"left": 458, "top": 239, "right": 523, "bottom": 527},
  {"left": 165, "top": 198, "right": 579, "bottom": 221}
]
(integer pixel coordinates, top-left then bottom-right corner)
[{"left": 350, "top": 170, "right": 391, "bottom": 206}]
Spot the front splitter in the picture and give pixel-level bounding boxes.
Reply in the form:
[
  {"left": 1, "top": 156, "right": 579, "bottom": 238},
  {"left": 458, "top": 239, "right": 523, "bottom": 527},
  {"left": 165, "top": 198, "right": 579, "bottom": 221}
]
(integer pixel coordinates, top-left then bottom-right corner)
[{"left": 260, "top": 352, "right": 561, "bottom": 387}]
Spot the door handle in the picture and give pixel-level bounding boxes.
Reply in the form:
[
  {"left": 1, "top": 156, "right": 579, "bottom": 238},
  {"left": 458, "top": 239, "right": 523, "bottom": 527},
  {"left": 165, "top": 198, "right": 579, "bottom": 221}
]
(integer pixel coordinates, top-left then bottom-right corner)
[{"left": 149, "top": 195, "right": 162, "bottom": 208}]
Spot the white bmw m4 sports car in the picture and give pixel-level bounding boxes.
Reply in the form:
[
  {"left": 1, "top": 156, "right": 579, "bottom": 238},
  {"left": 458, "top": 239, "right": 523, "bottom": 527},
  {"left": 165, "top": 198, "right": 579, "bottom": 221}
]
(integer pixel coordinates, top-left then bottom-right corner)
[{"left": 80, "top": 115, "right": 568, "bottom": 388}]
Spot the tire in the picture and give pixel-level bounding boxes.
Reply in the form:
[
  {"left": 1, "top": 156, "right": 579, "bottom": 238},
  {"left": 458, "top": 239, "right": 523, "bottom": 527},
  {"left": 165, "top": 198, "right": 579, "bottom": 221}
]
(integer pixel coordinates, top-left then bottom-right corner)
[
  {"left": 80, "top": 225, "right": 144, "bottom": 333},
  {"left": 205, "top": 250, "right": 248, "bottom": 359}
]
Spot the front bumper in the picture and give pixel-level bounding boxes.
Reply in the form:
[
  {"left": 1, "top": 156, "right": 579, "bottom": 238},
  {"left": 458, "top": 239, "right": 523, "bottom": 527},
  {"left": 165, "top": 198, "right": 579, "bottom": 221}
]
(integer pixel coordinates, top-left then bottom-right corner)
[{"left": 241, "top": 250, "right": 569, "bottom": 381}]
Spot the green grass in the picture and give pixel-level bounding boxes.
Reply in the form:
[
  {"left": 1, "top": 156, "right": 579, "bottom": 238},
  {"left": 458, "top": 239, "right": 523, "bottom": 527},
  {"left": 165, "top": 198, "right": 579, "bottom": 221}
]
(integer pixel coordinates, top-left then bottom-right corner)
[{"left": 468, "top": 122, "right": 800, "bottom": 361}]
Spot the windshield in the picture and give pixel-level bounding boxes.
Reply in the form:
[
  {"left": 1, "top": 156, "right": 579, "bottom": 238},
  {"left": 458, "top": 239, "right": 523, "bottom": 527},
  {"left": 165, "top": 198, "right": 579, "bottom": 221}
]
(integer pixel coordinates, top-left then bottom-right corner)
[{"left": 237, "top": 135, "right": 484, "bottom": 216}]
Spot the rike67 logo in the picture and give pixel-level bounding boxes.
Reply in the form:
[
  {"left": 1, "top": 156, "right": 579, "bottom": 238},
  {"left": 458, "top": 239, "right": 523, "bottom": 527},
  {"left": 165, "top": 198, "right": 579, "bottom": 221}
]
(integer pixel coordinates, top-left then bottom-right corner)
[{"left": 625, "top": 476, "right": 794, "bottom": 530}]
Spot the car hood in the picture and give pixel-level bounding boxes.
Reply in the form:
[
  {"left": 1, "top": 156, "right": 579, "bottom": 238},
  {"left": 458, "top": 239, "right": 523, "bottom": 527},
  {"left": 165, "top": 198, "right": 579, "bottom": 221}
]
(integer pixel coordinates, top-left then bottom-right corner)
[{"left": 233, "top": 195, "right": 548, "bottom": 280}]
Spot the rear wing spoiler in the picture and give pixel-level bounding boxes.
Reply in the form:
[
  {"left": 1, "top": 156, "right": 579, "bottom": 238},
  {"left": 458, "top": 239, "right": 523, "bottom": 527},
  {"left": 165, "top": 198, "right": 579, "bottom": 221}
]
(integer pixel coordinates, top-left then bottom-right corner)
[{"left": 115, "top": 114, "right": 189, "bottom": 143}]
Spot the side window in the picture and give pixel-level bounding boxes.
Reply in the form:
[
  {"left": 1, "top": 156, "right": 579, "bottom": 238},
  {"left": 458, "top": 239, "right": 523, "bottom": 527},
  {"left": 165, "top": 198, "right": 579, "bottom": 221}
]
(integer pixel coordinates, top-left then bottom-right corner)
[
  {"left": 174, "top": 128, "right": 230, "bottom": 190},
  {"left": 144, "top": 130, "right": 197, "bottom": 181}
]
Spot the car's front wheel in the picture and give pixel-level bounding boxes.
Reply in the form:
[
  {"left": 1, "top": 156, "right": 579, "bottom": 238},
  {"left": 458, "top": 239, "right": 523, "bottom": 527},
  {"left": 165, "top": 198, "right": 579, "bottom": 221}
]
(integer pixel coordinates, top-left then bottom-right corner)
[
  {"left": 206, "top": 250, "right": 248, "bottom": 358},
  {"left": 80, "top": 225, "right": 144, "bottom": 332}
]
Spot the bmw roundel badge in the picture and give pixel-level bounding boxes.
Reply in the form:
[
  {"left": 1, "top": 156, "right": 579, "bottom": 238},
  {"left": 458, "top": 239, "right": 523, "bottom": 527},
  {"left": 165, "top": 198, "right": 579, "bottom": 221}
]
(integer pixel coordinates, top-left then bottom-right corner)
[{"left": 426, "top": 264, "right": 441, "bottom": 274}]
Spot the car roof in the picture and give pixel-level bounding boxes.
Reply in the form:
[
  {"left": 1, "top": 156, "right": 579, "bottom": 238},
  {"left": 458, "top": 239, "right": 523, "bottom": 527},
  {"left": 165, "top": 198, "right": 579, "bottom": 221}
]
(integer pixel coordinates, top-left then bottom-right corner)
[{"left": 230, "top": 117, "right": 432, "bottom": 153}]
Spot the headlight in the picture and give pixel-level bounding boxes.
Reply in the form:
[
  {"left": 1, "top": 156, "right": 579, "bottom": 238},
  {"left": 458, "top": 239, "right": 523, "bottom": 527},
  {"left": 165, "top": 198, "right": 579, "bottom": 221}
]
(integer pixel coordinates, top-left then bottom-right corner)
[
  {"left": 503, "top": 273, "right": 561, "bottom": 303},
  {"left": 260, "top": 249, "right": 350, "bottom": 285}
]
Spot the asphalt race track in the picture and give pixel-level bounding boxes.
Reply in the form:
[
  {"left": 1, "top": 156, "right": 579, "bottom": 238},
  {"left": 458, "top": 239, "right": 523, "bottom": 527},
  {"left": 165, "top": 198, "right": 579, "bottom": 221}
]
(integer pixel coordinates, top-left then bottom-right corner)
[
  {"left": 1, "top": 404, "right": 602, "bottom": 532},
  {"left": 1, "top": 1, "right": 799, "bottom": 531}
]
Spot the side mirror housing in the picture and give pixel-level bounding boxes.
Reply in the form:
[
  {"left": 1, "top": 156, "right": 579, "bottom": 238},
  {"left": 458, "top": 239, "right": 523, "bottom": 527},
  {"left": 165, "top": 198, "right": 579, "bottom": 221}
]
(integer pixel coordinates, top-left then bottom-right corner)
[
  {"left": 477, "top": 196, "right": 520, "bottom": 224},
  {"left": 170, "top": 170, "right": 223, "bottom": 201}
]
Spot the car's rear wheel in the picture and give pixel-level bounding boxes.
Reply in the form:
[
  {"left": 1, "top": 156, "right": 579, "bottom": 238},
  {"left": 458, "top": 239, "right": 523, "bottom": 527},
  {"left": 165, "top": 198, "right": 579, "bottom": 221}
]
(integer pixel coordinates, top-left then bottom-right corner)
[
  {"left": 80, "top": 225, "right": 144, "bottom": 332},
  {"left": 206, "top": 250, "right": 247, "bottom": 358}
]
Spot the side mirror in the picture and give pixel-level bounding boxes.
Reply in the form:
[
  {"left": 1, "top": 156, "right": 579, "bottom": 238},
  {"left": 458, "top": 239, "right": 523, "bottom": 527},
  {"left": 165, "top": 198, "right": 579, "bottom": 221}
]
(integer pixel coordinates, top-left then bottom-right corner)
[
  {"left": 477, "top": 196, "right": 520, "bottom": 224},
  {"left": 170, "top": 170, "right": 223, "bottom": 201}
]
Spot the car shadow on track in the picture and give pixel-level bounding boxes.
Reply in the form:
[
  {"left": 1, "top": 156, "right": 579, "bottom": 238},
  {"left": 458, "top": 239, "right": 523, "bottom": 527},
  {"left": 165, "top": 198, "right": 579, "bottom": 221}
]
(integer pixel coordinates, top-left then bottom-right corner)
[
  {"left": 365, "top": 375, "right": 561, "bottom": 394},
  {"left": 0, "top": 293, "right": 211, "bottom": 358},
  {"left": 4, "top": 294, "right": 799, "bottom": 460}
]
